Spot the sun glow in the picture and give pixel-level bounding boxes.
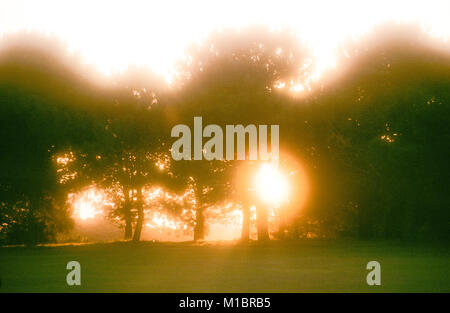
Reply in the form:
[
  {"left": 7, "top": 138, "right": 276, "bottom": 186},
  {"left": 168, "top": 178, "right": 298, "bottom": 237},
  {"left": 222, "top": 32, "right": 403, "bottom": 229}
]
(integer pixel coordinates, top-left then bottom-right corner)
[
  {"left": 145, "top": 212, "right": 178, "bottom": 230},
  {"left": 254, "top": 163, "right": 290, "bottom": 206},
  {"left": 0, "top": 1, "right": 448, "bottom": 81},
  {"left": 70, "top": 188, "right": 112, "bottom": 220}
]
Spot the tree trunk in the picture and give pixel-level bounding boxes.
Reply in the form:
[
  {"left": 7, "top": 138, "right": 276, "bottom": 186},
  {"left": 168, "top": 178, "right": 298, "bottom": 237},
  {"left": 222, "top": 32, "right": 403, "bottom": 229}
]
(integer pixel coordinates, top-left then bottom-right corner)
[
  {"left": 132, "top": 188, "right": 144, "bottom": 242},
  {"left": 291, "top": 216, "right": 300, "bottom": 240},
  {"left": 278, "top": 219, "right": 287, "bottom": 240},
  {"left": 277, "top": 207, "right": 289, "bottom": 240},
  {"left": 193, "top": 205, "right": 205, "bottom": 241},
  {"left": 124, "top": 189, "right": 132, "bottom": 240},
  {"left": 241, "top": 204, "right": 250, "bottom": 241},
  {"left": 256, "top": 205, "right": 269, "bottom": 241},
  {"left": 193, "top": 182, "right": 205, "bottom": 241}
]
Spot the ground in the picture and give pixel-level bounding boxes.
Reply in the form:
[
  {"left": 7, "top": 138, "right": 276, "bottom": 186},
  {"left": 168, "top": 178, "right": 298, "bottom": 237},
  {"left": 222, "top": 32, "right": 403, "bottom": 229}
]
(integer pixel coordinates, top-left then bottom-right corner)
[{"left": 0, "top": 240, "right": 448, "bottom": 292}]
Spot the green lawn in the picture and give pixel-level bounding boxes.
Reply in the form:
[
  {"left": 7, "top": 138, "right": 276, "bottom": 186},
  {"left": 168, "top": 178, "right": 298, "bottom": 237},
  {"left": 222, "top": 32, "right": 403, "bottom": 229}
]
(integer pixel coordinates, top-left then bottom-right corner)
[{"left": 0, "top": 240, "right": 448, "bottom": 292}]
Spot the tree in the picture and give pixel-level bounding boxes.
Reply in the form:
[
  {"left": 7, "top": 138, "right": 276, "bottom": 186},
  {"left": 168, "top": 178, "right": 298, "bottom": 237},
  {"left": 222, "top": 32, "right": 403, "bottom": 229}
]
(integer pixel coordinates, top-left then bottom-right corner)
[
  {"left": 0, "top": 33, "right": 106, "bottom": 244},
  {"left": 169, "top": 26, "right": 311, "bottom": 241},
  {"left": 168, "top": 158, "right": 232, "bottom": 241},
  {"left": 96, "top": 73, "right": 170, "bottom": 241}
]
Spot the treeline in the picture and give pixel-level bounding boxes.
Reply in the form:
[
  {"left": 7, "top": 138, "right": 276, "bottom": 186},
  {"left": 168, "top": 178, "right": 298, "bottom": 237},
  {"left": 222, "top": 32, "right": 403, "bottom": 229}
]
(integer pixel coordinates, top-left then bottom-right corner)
[{"left": 0, "top": 26, "right": 449, "bottom": 244}]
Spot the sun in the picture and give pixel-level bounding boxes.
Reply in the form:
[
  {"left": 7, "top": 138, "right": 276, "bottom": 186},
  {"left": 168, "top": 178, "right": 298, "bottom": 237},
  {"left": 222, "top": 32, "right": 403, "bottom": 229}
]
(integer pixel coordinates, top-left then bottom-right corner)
[
  {"left": 71, "top": 188, "right": 106, "bottom": 220},
  {"left": 77, "top": 201, "right": 97, "bottom": 220},
  {"left": 254, "top": 162, "right": 290, "bottom": 206}
]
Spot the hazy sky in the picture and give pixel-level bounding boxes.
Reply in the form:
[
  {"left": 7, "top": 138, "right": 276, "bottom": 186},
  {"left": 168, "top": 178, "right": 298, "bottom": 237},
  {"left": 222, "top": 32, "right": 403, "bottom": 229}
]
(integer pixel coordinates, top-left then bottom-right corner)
[{"left": 0, "top": 0, "right": 449, "bottom": 80}]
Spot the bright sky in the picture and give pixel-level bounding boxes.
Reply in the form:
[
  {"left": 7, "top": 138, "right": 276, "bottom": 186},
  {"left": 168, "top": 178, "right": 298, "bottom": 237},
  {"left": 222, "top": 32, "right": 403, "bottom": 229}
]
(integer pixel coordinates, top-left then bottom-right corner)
[{"left": 0, "top": 0, "right": 449, "bottom": 80}]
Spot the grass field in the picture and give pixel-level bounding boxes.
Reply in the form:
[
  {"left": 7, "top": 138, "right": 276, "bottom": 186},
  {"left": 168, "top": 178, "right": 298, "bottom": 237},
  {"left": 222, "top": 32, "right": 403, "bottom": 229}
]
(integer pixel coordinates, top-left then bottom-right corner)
[{"left": 0, "top": 240, "right": 449, "bottom": 292}]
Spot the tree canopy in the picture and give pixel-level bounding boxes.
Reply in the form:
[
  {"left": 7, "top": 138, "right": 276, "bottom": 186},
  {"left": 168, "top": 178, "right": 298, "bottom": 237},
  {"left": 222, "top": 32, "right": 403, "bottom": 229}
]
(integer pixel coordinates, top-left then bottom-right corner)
[{"left": 0, "top": 26, "right": 449, "bottom": 244}]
